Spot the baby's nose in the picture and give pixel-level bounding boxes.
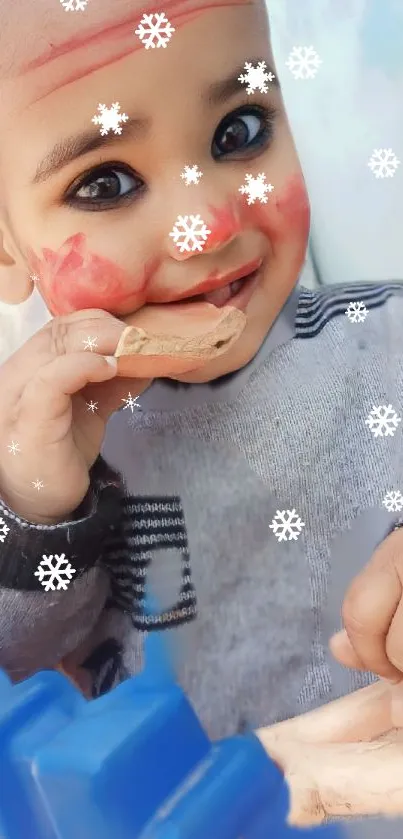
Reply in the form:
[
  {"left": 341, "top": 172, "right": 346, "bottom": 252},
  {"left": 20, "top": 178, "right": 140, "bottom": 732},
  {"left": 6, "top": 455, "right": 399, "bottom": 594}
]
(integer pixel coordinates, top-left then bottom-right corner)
[{"left": 166, "top": 199, "right": 242, "bottom": 261}]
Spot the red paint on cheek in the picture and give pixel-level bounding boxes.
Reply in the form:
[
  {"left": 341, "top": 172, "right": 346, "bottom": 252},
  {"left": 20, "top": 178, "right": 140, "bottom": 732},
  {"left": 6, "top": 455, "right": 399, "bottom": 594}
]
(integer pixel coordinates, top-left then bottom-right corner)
[
  {"left": 239, "top": 172, "right": 311, "bottom": 246},
  {"left": 204, "top": 175, "right": 310, "bottom": 256},
  {"left": 206, "top": 200, "right": 243, "bottom": 249},
  {"left": 27, "top": 233, "right": 158, "bottom": 316}
]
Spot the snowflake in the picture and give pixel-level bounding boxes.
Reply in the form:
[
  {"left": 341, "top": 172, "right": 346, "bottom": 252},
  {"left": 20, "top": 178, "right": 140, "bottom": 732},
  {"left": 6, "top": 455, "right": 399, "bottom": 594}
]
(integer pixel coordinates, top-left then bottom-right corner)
[
  {"left": 34, "top": 554, "right": 76, "bottom": 592},
  {"left": 92, "top": 103, "right": 129, "bottom": 137},
  {"left": 365, "top": 404, "right": 401, "bottom": 438},
  {"left": 60, "top": 0, "right": 88, "bottom": 10},
  {"left": 286, "top": 46, "right": 322, "bottom": 80},
  {"left": 86, "top": 400, "right": 99, "bottom": 413},
  {"left": 383, "top": 490, "right": 403, "bottom": 512},
  {"left": 32, "top": 480, "right": 45, "bottom": 491},
  {"left": 82, "top": 336, "right": 98, "bottom": 351},
  {"left": 238, "top": 61, "right": 275, "bottom": 95},
  {"left": 169, "top": 214, "right": 211, "bottom": 253},
  {"left": 269, "top": 509, "right": 306, "bottom": 542},
  {"left": 345, "top": 301, "right": 369, "bottom": 324},
  {"left": 134, "top": 12, "right": 175, "bottom": 49},
  {"left": 368, "top": 149, "right": 400, "bottom": 179},
  {"left": 7, "top": 440, "right": 20, "bottom": 455},
  {"left": 29, "top": 273, "right": 40, "bottom": 284},
  {"left": 0, "top": 517, "right": 10, "bottom": 543},
  {"left": 239, "top": 173, "right": 274, "bottom": 205},
  {"left": 181, "top": 165, "right": 203, "bottom": 186},
  {"left": 122, "top": 392, "right": 141, "bottom": 413}
]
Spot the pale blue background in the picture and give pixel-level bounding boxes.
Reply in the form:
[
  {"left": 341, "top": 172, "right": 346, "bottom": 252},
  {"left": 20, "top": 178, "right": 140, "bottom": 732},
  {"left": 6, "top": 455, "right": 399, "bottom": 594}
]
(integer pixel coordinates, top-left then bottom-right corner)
[{"left": 269, "top": 0, "right": 403, "bottom": 288}]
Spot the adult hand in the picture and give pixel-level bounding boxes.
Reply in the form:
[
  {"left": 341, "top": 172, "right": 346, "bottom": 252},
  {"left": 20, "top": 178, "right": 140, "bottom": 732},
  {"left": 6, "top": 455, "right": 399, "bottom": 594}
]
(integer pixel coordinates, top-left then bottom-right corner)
[{"left": 329, "top": 527, "right": 403, "bottom": 724}]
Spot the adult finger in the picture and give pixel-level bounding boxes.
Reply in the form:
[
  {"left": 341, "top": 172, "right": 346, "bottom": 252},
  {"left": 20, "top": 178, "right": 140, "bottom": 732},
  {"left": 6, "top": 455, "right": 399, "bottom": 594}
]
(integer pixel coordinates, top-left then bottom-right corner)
[{"left": 335, "top": 529, "right": 403, "bottom": 680}]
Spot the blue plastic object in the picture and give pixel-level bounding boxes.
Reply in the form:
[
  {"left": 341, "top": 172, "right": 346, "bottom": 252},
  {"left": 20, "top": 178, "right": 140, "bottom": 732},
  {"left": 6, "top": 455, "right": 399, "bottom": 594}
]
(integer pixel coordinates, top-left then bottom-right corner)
[{"left": 0, "top": 666, "right": 342, "bottom": 839}]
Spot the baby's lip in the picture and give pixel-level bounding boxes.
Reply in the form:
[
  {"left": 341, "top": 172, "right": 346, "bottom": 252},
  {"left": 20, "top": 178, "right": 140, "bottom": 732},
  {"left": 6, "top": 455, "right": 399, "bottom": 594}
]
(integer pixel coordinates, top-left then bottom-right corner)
[{"left": 164, "top": 257, "right": 263, "bottom": 304}]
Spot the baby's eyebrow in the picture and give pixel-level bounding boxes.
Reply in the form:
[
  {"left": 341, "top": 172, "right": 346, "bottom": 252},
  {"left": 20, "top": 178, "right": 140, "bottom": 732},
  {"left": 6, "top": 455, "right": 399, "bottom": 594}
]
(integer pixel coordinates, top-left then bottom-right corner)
[
  {"left": 32, "top": 116, "right": 150, "bottom": 186},
  {"left": 32, "top": 58, "right": 278, "bottom": 186},
  {"left": 204, "top": 58, "right": 279, "bottom": 106}
]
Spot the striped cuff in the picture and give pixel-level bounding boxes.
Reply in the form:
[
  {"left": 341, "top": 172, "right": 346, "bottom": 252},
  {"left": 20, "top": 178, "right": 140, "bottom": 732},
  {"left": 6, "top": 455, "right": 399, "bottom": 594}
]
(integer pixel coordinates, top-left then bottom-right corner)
[{"left": 0, "top": 457, "right": 123, "bottom": 591}]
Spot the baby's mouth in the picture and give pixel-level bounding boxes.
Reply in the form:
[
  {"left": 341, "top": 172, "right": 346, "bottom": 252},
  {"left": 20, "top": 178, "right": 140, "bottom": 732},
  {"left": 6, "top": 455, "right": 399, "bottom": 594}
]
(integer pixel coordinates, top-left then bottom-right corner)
[
  {"left": 189, "top": 268, "right": 260, "bottom": 308},
  {"left": 201, "top": 275, "right": 248, "bottom": 306}
]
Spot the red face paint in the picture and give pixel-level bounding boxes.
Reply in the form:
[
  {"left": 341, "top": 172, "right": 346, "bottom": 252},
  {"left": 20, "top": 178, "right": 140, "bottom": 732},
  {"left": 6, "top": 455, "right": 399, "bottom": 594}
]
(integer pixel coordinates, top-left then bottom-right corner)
[
  {"left": 240, "top": 172, "right": 311, "bottom": 246},
  {"left": 27, "top": 233, "right": 158, "bottom": 317},
  {"left": 22, "top": 0, "right": 253, "bottom": 100},
  {"left": 28, "top": 174, "right": 310, "bottom": 317},
  {"left": 205, "top": 199, "right": 243, "bottom": 249}
]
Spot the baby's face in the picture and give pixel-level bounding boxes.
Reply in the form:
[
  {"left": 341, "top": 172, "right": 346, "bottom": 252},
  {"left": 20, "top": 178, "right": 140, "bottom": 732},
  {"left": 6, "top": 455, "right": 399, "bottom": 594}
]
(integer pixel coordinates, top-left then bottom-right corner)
[{"left": 0, "top": 0, "right": 310, "bottom": 382}]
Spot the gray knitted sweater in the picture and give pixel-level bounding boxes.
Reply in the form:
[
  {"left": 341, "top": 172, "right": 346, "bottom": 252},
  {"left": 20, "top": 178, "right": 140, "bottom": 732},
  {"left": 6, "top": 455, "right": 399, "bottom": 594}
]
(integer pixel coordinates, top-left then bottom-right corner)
[{"left": 2, "top": 281, "right": 403, "bottom": 754}]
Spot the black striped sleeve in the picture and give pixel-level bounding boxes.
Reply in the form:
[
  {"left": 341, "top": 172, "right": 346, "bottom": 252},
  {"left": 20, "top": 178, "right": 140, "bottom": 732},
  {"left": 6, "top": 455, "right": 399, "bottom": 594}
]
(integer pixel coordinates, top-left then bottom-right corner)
[{"left": 0, "top": 457, "right": 124, "bottom": 591}]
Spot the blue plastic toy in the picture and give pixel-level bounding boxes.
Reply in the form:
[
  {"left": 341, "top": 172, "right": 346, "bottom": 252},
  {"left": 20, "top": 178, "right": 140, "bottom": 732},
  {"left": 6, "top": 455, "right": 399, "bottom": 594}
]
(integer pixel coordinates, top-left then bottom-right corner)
[{"left": 0, "top": 662, "right": 343, "bottom": 839}]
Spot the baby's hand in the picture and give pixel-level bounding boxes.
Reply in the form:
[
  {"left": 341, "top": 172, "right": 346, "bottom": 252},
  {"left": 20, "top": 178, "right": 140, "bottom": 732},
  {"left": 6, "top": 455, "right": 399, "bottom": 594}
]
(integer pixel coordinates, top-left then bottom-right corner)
[
  {"left": 0, "top": 309, "right": 151, "bottom": 524},
  {"left": 329, "top": 526, "right": 403, "bottom": 722}
]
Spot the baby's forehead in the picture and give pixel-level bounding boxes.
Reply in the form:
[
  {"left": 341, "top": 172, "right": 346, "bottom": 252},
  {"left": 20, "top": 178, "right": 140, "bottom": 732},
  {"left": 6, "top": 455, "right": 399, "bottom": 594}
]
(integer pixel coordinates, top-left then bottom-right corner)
[
  {"left": 0, "top": 0, "right": 257, "bottom": 80},
  {"left": 0, "top": 0, "right": 153, "bottom": 77}
]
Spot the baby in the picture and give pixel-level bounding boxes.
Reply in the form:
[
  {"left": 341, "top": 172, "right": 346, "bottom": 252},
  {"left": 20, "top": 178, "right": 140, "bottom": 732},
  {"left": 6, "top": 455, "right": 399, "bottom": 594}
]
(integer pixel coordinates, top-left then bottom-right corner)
[{"left": 1, "top": 0, "right": 403, "bottom": 825}]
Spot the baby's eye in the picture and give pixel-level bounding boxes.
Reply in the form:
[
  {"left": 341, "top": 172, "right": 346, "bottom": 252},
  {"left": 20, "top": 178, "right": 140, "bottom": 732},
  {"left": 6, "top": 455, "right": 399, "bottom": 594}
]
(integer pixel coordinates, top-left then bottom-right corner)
[
  {"left": 212, "top": 105, "right": 276, "bottom": 159},
  {"left": 65, "top": 165, "right": 144, "bottom": 210}
]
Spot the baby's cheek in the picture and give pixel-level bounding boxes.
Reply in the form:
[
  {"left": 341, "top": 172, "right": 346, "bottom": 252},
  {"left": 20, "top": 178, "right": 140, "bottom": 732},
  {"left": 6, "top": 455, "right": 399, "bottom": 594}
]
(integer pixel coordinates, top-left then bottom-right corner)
[
  {"left": 241, "top": 172, "right": 311, "bottom": 250},
  {"left": 27, "top": 232, "right": 150, "bottom": 316}
]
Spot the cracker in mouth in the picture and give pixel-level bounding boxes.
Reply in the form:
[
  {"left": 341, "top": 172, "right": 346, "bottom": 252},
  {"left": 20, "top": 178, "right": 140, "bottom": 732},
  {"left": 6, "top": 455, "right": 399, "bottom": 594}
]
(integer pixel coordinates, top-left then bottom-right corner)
[{"left": 114, "top": 300, "right": 246, "bottom": 377}]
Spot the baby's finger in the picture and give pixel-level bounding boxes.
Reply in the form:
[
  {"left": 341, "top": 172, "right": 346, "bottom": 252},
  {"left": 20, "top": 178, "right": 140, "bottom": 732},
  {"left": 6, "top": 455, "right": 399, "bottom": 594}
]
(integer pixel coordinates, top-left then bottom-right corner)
[
  {"left": 2, "top": 309, "right": 125, "bottom": 402},
  {"left": 21, "top": 351, "right": 118, "bottom": 424}
]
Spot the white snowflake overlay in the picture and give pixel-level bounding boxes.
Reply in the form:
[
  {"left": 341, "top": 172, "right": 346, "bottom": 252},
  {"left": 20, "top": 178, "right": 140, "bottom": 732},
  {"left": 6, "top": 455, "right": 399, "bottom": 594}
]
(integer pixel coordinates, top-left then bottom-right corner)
[
  {"left": 181, "top": 165, "right": 203, "bottom": 186},
  {"left": 86, "top": 400, "right": 99, "bottom": 413},
  {"left": 345, "top": 301, "right": 369, "bottom": 324},
  {"left": 32, "top": 480, "right": 45, "bottom": 491},
  {"left": 286, "top": 46, "right": 322, "bottom": 80},
  {"left": 7, "top": 440, "right": 20, "bottom": 455},
  {"left": 92, "top": 103, "right": 129, "bottom": 137},
  {"left": 0, "top": 517, "right": 10, "bottom": 543},
  {"left": 169, "top": 215, "right": 211, "bottom": 253},
  {"left": 83, "top": 336, "right": 98, "bottom": 351},
  {"left": 134, "top": 13, "right": 175, "bottom": 49},
  {"left": 34, "top": 554, "right": 76, "bottom": 592},
  {"left": 365, "top": 405, "right": 401, "bottom": 438},
  {"left": 383, "top": 490, "right": 403, "bottom": 513},
  {"left": 122, "top": 392, "right": 141, "bottom": 413},
  {"left": 239, "top": 173, "right": 274, "bottom": 205},
  {"left": 238, "top": 61, "right": 275, "bottom": 95},
  {"left": 368, "top": 149, "right": 400, "bottom": 179},
  {"left": 269, "top": 509, "right": 306, "bottom": 542},
  {"left": 60, "top": 0, "right": 88, "bottom": 10}
]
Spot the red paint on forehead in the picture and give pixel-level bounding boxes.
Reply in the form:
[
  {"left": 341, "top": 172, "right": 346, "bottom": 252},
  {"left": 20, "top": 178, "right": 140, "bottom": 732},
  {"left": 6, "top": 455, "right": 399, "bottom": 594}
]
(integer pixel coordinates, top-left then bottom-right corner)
[
  {"left": 27, "top": 233, "right": 158, "bottom": 317},
  {"left": 22, "top": 0, "right": 253, "bottom": 98}
]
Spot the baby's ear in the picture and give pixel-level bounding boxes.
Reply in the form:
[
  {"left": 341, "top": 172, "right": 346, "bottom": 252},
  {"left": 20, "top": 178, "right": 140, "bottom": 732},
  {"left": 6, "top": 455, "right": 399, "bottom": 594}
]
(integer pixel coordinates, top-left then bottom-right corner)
[{"left": 0, "top": 225, "right": 34, "bottom": 304}]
